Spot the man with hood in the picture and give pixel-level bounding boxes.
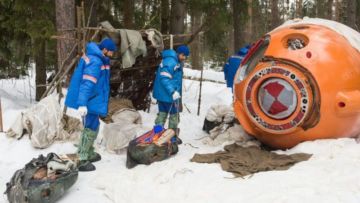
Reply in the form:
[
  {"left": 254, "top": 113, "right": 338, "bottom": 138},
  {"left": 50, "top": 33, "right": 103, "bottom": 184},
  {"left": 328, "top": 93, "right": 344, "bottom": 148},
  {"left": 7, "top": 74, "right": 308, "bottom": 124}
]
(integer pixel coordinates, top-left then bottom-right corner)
[
  {"left": 153, "top": 45, "right": 190, "bottom": 145},
  {"left": 65, "top": 38, "right": 117, "bottom": 171},
  {"left": 224, "top": 45, "right": 250, "bottom": 91}
]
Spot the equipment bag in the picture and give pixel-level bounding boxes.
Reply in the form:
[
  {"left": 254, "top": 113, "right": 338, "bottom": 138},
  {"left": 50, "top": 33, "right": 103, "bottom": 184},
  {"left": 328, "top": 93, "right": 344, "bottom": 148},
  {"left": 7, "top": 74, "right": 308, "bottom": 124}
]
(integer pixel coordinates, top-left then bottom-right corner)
[
  {"left": 4, "top": 153, "right": 78, "bottom": 203},
  {"left": 126, "top": 127, "right": 178, "bottom": 169}
]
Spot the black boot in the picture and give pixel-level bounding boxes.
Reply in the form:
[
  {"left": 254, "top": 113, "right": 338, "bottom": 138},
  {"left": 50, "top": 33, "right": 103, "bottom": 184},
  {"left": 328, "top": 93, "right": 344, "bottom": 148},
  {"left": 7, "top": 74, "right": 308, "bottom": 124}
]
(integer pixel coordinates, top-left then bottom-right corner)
[
  {"left": 175, "top": 136, "right": 183, "bottom": 145},
  {"left": 78, "top": 161, "right": 96, "bottom": 172},
  {"left": 89, "top": 152, "right": 102, "bottom": 163},
  {"left": 174, "top": 128, "right": 182, "bottom": 145}
]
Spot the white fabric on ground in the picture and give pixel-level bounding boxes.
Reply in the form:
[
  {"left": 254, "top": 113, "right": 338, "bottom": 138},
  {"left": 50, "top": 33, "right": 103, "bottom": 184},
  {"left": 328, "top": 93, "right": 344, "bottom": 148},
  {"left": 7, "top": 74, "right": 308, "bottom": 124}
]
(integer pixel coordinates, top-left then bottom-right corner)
[
  {"left": 6, "top": 95, "right": 80, "bottom": 148},
  {"left": 202, "top": 104, "right": 259, "bottom": 146},
  {"left": 102, "top": 109, "right": 143, "bottom": 153},
  {"left": 203, "top": 124, "right": 260, "bottom": 147},
  {"left": 205, "top": 104, "right": 234, "bottom": 123}
]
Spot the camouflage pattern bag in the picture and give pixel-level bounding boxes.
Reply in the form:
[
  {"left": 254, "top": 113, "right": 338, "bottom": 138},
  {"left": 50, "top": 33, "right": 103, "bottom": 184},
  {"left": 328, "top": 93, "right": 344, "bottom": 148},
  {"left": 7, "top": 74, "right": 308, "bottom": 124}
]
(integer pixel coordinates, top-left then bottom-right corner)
[
  {"left": 4, "top": 153, "right": 78, "bottom": 203},
  {"left": 126, "top": 128, "right": 178, "bottom": 169}
]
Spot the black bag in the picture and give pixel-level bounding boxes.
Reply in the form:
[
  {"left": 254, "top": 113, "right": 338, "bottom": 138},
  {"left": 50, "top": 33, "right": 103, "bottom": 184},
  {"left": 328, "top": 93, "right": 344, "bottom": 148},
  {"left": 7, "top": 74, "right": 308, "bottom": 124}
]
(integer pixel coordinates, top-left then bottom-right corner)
[
  {"left": 126, "top": 129, "right": 178, "bottom": 169},
  {"left": 202, "top": 118, "right": 220, "bottom": 133},
  {"left": 4, "top": 153, "right": 78, "bottom": 203}
]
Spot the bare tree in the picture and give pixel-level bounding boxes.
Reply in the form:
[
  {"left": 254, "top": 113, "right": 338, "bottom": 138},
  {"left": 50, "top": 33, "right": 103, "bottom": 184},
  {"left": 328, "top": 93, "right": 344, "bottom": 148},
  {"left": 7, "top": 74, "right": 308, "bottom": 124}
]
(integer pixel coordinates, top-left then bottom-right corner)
[
  {"left": 233, "top": 0, "right": 248, "bottom": 51},
  {"left": 326, "top": 0, "right": 334, "bottom": 20},
  {"left": 170, "top": 0, "right": 186, "bottom": 34},
  {"left": 316, "top": 0, "right": 327, "bottom": 18},
  {"left": 55, "top": 0, "right": 76, "bottom": 94},
  {"left": 270, "top": 0, "right": 280, "bottom": 29},
  {"left": 245, "top": 0, "right": 253, "bottom": 42},
  {"left": 55, "top": 0, "right": 76, "bottom": 74},
  {"left": 85, "top": 0, "right": 98, "bottom": 27},
  {"left": 161, "top": 0, "right": 170, "bottom": 34},
  {"left": 35, "top": 40, "right": 46, "bottom": 101},
  {"left": 346, "top": 0, "right": 357, "bottom": 29},
  {"left": 124, "top": 0, "right": 135, "bottom": 29},
  {"left": 296, "top": 0, "right": 303, "bottom": 18},
  {"left": 190, "top": 8, "right": 202, "bottom": 70}
]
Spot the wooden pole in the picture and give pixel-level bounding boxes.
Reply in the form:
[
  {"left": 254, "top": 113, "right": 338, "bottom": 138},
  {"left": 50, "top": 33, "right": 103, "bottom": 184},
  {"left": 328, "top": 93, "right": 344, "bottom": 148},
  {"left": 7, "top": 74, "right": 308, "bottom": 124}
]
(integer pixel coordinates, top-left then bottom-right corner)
[
  {"left": 41, "top": 29, "right": 99, "bottom": 99},
  {"left": 0, "top": 98, "right": 3, "bottom": 132},
  {"left": 197, "top": 67, "right": 204, "bottom": 116},
  {"left": 48, "top": 56, "right": 80, "bottom": 96},
  {"left": 40, "top": 44, "right": 77, "bottom": 99}
]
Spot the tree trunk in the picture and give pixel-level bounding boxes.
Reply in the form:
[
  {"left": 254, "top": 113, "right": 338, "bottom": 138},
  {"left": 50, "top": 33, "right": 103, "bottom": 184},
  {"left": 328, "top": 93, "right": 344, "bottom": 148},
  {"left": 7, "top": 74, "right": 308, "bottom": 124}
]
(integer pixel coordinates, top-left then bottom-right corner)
[
  {"left": 142, "top": 0, "right": 148, "bottom": 27},
  {"left": 326, "top": 0, "right": 334, "bottom": 20},
  {"left": 55, "top": 0, "right": 76, "bottom": 74},
  {"left": 316, "top": 0, "right": 327, "bottom": 18},
  {"left": 124, "top": 0, "right": 135, "bottom": 29},
  {"left": 228, "top": 27, "right": 235, "bottom": 57},
  {"left": 270, "top": 0, "right": 280, "bottom": 30},
  {"left": 35, "top": 40, "right": 47, "bottom": 101},
  {"left": 251, "top": 0, "right": 264, "bottom": 41},
  {"left": 335, "top": 0, "right": 342, "bottom": 21},
  {"left": 161, "top": 0, "right": 170, "bottom": 34},
  {"left": 296, "top": 0, "right": 303, "bottom": 18},
  {"left": 245, "top": 0, "right": 253, "bottom": 42},
  {"left": 170, "top": 0, "right": 186, "bottom": 34},
  {"left": 233, "top": 0, "right": 248, "bottom": 51},
  {"left": 356, "top": 0, "right": 360, "bottom": 30},
  {"left": 190, "top": 8, "right": 202, "bottom": 70},
  {"left": 346, "top": 0, "right": 357, "bottom": 29},
  {"left": 84, "top": 0, "right": 98, "bottom": 27}
]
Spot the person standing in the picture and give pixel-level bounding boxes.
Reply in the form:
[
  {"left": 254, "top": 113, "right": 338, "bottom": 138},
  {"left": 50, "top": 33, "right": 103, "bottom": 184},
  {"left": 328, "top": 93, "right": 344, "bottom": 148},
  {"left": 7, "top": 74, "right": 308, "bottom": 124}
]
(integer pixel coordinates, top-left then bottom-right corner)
[
  {"left": 65, "top": 38, "right": 117, "bottom": 171},
  {"left": 153, "top": 45, "right": 190, "bottom": 145},
  {"left": 223, "top": 45, "right": 250, "bottom": 91}
]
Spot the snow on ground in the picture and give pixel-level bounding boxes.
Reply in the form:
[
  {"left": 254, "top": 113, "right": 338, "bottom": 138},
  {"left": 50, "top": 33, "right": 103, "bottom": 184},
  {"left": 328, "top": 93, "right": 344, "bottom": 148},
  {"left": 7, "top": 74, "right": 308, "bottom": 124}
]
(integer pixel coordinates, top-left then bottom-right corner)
[
  {"left": 183, "top": 67, "right": 225, "bottom": 83},
  {"left": 1, "top": 71, "right": 360, "bottom": 203}
]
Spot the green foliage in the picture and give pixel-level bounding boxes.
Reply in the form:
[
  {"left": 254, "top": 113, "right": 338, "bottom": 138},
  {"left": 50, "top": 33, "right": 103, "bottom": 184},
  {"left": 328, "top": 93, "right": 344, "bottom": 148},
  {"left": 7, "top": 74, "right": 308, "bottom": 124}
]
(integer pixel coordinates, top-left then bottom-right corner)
[
  {"left": 188, "top": 0, "right": 232, "bottom": 63},
  {"left": 0, "top": 0, "right": 56, "bottom": 77},
  {"left": 99, "top": 0, "right": 122, "bottom": 28}
]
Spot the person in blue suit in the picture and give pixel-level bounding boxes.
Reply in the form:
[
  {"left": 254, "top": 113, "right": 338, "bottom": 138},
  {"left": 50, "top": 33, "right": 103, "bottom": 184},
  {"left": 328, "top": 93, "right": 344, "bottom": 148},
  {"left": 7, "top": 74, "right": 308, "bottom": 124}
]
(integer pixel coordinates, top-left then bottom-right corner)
[
  {"left": 224, "top": 45, "right": 250, "bottom": 91},
  {"left": 153, "top": 45, "right": 190, "bottom": 145},
  {"left": 65, "top": 38, "right": 117, "bottom": 172}
]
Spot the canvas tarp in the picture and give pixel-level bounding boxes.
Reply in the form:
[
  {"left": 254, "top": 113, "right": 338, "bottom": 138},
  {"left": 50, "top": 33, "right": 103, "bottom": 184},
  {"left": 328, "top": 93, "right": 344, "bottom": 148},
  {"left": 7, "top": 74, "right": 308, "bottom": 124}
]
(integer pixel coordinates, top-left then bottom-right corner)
[
  {"left": 6, "top": 95, "right": 81, "bottom": 148},
  {"left": 101, "top": 98, "right": 143, "bottom": 153},
  {"left": 191, "top": 143, "right": 312, "bottom": 177}
]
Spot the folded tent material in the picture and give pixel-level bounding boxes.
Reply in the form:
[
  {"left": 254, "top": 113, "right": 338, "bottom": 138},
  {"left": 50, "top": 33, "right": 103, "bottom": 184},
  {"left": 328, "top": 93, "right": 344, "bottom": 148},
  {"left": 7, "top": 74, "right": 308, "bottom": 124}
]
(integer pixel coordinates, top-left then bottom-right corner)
[
  {"left": 191, "top": 143, "right": 312, "bottom": 177},
  {"left": 99, "top": 21, "right": 148, "bottom": 69}
]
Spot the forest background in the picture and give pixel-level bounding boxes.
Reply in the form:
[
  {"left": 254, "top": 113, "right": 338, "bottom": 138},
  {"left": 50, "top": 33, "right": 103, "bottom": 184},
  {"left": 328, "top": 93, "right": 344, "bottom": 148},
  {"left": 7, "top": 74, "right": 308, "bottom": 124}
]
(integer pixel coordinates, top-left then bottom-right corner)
[{"left": 0, "top": 0, "right": 358, "bottom": 100}]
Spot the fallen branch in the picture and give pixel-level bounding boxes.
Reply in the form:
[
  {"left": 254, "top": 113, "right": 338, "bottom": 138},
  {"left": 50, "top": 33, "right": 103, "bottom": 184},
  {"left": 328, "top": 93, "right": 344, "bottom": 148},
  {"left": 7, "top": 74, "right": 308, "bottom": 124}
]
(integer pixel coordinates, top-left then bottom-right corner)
[
  {"left": 40, "top": 44, "right": 78, "bottom": 99},
  {"left": 48, "top": 56, "right": 80, "bottom": 96},
  {"left": 184, "top": 143, "right": 199, "bottom": 149},
  {"left": 43, "top": 30, "right": 100, "bottom": 99},
  {"left": 183, "top": 75, "right": 225, "bottom": 84},
  {"left": 194, "top": 135, "right": 210, "bottom": 141}
]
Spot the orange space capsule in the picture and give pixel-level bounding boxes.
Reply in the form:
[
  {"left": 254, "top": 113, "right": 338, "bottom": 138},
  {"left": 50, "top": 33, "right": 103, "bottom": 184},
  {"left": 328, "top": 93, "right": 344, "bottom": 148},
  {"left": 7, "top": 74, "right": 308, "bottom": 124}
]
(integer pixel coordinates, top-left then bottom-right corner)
[{"left": 233, "top": 18, "right": 360, "bottom": 149}]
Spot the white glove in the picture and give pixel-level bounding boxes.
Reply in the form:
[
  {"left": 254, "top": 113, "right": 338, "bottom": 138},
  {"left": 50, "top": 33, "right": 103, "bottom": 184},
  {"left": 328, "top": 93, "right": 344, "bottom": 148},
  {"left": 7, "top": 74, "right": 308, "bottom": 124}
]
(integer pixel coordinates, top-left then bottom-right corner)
[
  {"left": 78, "top": 106, "right": 88, "bottom": 117},
  {"left": 172, "top": 91, "right": 181, "bottom": 100}
]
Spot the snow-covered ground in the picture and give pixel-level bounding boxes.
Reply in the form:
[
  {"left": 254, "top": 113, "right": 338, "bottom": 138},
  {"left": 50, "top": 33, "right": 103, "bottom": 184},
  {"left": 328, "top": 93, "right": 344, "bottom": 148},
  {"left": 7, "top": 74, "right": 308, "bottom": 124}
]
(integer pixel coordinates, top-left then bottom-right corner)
[{"left": 1, "top": 69, "right": 360, "bottom": 203}]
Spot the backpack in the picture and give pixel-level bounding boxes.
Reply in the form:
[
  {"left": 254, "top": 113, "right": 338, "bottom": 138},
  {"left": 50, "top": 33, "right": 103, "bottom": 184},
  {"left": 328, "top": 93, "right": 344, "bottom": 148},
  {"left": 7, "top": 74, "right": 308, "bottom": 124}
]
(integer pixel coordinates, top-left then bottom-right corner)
[
  {"left": 126, "top": 128, "right": 178, "bottom": 169},
  {"left": 4, "top": 153, "right": 78, "bottom": 203}
]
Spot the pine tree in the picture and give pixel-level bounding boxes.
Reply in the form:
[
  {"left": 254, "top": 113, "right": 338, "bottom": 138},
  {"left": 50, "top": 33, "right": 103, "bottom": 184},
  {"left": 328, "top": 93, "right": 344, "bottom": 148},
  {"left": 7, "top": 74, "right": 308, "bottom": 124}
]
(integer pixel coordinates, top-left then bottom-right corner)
[{"left": 0, "top": 0, "right": 56, "bottom": 100}]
